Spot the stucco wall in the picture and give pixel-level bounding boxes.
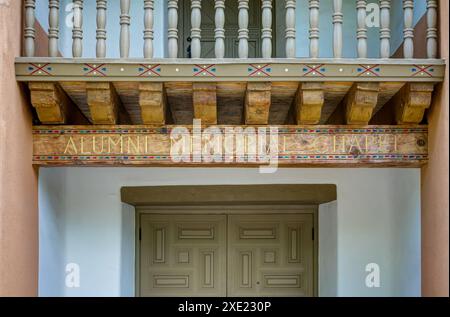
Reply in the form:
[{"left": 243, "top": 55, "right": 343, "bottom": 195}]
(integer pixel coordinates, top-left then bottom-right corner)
[
  {"left": 318, "top": 201, "right": 338, "bottom": 297},
  {"left": 39, "top": 168, "right": 421, "bottom": 297},
  {"left": 421, "top": 0, "right": 450, "bottom": 297},
  {"left": 0, "top": 0, "right": 39, "bottom": 296}
]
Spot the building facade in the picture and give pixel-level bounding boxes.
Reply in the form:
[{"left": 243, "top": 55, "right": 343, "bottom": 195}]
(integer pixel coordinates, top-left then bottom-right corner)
[{"left": 0, "top": 0, "right": 448, "bottom": 297}]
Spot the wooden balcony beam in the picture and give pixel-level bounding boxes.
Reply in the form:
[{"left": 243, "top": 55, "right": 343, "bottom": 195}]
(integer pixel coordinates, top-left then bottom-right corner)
[
  {"left": 139, "top": 83, "right": 166, "bottom": 125},
  {"left": 395, "top": 83, "right": 435, "bottom": 124},
  {"left": 345, "top": 82, "right": 380, "bottom": 125},
  {"left": 295, "top": 82, "right": 325, "bottom": 124},
  {"left": 193, "top": 83, "right": 217, "bottom": 124},
  {"left": 86, "top": 82, "right": 122, "bottom": 124},
  {"left": 29, "top": 82, "right": 86, "bottom": 124},
  {"left": 245, "top": 82, "right": 271, "bottom": 125},
  {"left": 15, "top": 58, "right": 446, "bottom": 83}
]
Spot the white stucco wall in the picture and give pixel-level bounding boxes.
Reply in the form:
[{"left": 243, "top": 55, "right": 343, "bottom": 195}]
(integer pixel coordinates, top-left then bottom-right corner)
[
  {"left": 38, "top": 167, "right": 66, "bottom": 296},
  {"left": 318, "top": 200, "right": 338, "bottom": 297},
  {"left": 38, "top": 168, "right": 421, "bottom": 297}
]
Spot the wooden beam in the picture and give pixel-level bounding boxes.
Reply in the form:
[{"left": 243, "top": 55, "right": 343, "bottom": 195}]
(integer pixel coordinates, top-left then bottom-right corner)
[
  {"left": 16, "top": 58, "right": 446, "bottom": 83},
  {"left": 139, "top": 83, "right": 166, "bottom": 125},
  {"left": 193, "top": 83, "right": 217, "bottom": 124},
  {"left": 374, "top": 82, "right": 405, "bottom": 115},
  {"left": 320, "top": 82, "right": 353, "bottom": 124},
  {"left": 269, "top": 82, "right": 299, "bottom": 124},
  {"left": 29, "top": 82, "right": 74, "bottom": 124},
  {"left": 245, "top": 82, "right": 271, "bottom": 125},
  {"left": 217, "top": 82, "right": 246, "bottom": 125},
  {"left": 395, "top": 83, "right": 434, "bottom": 124},
  {"left": 295, "top": 82, "right": 325, "bottom": 124},
  {"left": 86, "top": 82, "right": 121, "bottom": 124},
  {"left": 32, "top": 125, "right": 428, "bottom": 167},
  {"left": 345, "top": 82, "right": 380, "bottom": 124},
  {"left": 165, "top": 82, "right": 194, "bottom": 125}
]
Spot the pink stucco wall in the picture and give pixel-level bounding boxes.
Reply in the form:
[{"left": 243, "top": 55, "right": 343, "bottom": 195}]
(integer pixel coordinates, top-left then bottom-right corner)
[
  {"left": 0, "top": 0, "right": 39, "bottom": 296},
  {"left": 0, "top": 0, "right": 448, "bottom": 297},
  {"left": 421, "top": 0, "right": 450, "bottom": 297}
]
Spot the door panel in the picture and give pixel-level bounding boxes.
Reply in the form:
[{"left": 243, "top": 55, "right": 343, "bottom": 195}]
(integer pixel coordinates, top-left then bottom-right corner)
[
  {"left": 227, "top": 214, "right": 314, "bottom": 297},
  {"left": 140, "top": 214, "right": 227, "bottom": 297},
  {"left": 180, "top": 0, "right": 262, "bottom": 58}
]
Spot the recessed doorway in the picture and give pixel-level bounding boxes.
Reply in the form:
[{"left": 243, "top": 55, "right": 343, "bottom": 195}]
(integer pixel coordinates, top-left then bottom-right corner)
[
  {"left": 122, "top": 184, "right": 337, "bottom": 297},
  {"left": 137, "top": 208, "right": 316, "bottom": 297}
]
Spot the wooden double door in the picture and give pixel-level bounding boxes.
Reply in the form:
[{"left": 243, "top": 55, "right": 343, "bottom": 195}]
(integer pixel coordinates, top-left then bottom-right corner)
[{"left": 139, "top": 213, "right": 314, "bottom": 297}]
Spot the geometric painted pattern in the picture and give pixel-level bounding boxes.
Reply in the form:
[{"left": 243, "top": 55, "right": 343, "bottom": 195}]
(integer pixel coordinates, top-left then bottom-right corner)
[
  {"left": 411, "top": 65, "right": 435, "bottom": 77},
  {"left": 248, "top": 64, "right": 272, "bottom": 77},
  {"left": 16, "top": 60, "right": 445, "bottom": 82},
  {"left": 193, "top": 64, "right": 217, "bottom": 77},
  {"left": 138, "top": 64, "right": 161, "bottom": 77},
  {"left": 301, "top": 64, "right": 326, "bottom": 77},
  {"left": 27, "top": 63, "right": 53, "bottom": 76},
  {"left": 357, "top": 64, "right": 381, "bottom": 77},
  {"left": 83, "top": 63, "right": 107, "bottom": 77}
]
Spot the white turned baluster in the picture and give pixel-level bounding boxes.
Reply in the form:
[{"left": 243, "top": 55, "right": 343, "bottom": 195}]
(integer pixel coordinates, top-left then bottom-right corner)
[
  {"left": 48, "top": 0, "right": 59, "bottom": 57},
  {"left": 356, "top": 0, "right": 367, "bottom": 58},
  {"left": 120, "top": 0, "right": 131, "bottom": 58},
  {"left": 238, "top": 0, "right": 249, "bottom": 59},
  {"left": 261, "top": 0, "right": 273, "bottom": 58},
  {"left": 215, "top": 0, "right": 225, "bottom": 58},
  {"left": 144, "top": 0, "right": 154, "bottom": 58},
  {"left": 96, "top": 0, "right": 107, "bottom": 58},
  {"left": 309, "top": 0, "right": 320, "bottom": 58},
  {"left": 285, "top": 0, "right": 296, "bottom": 58},
  {"left": 168, "top": 0, "right": 179, "bottom": 58},
  {"left": 72, "top": 0, "right": 83, "bottom": 58},
  {"left": 403, "top": 0, "right": 414, "bottom": 58},
  {"left": 332, "top": 0, "right": 343, "bottom": 58},
  {"left": 379, "top": 0, "right": 391, "bottom": 58},
  {"left": 426, "top": 0, "right": 438, "bottom": 58},
  {"left": 24, "top": 0, "right": 36, "bottom": 57},
  {"left": 191, "top": 0, "right": 202, "bottom": 58}
]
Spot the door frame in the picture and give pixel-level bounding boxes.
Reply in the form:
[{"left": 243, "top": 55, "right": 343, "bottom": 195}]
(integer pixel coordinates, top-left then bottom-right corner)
[{"left": 135, "top": 205, "right": 319, "bottom": 297}]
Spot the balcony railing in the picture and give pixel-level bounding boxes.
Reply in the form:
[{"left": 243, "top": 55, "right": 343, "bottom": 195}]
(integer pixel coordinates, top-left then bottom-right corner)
[{"left": 22, "top": 0, "right": 439, "bottom": 60}]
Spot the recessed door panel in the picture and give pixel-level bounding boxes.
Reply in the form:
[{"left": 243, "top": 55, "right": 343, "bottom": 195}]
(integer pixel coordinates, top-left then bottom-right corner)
[
  {"left": 140, "top": 214, "right": 227, "bottom": 297},
  {"left": 227, "top": 214, "right": 314, "bottom": 297}
]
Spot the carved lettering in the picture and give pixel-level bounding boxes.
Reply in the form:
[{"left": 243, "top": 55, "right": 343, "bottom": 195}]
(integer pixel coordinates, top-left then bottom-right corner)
[
  {"left": 64, "top": 136, "right": 78, "bottom": 154},
  {"left": 34, "top": 126, "right": 428, "bottom": 166}
]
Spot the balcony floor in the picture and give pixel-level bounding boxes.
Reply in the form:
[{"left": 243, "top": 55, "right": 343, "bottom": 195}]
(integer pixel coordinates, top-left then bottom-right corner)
[{"left": 15, "top": 57, "right": 446, "bottom": 126}]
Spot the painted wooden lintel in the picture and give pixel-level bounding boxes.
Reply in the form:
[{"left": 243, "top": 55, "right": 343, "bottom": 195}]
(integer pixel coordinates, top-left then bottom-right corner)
[{"left": 33, "top": 124, "right": 428, "bottom": 167}]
